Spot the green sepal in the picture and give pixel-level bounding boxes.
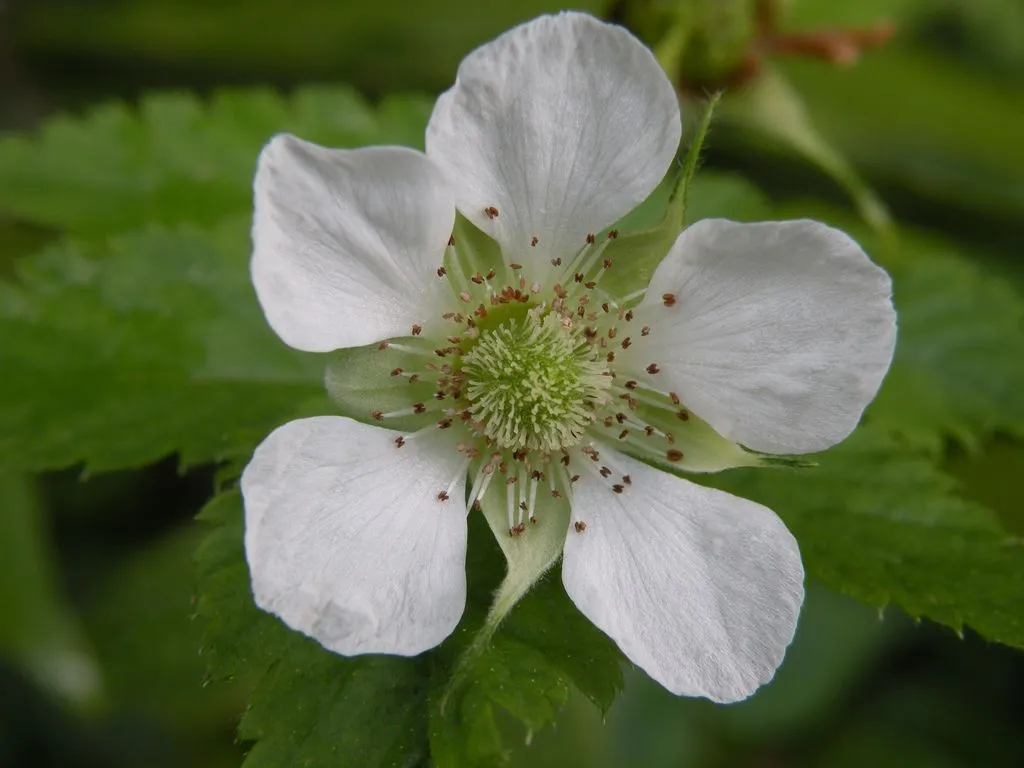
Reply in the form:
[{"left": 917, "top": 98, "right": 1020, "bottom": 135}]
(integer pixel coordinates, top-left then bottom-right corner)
[
  {"left": 323, "top": 338, "right": 439, "bottom": 432},
  {"left": 447, "top": 213, "right": 508, "bottom": 284},
  {"left": 440, "top": 489, "right": 571, "bottom": 713},
  {"left": 601, "top": 93, "right": 720, "bottom": 299},
  {"left": 610, "top": 401, "right": 760, "bottom": 476}
]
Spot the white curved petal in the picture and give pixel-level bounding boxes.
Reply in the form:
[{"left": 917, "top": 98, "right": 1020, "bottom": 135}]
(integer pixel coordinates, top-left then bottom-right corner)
[
  {"left": 630, "top": 219, "right": 897, "bottom": 454},
  {"left": 426, "top": 12, "right": 680, "bottom": 279},
  {"left": 241, "top": 417, "right": 469, "bottom": 656},
  {"left": 562, "top": 450, "right": 804, "bottom": 702},
  {"left": 252, "top": 137, "right": 455, "bottom": 352}
]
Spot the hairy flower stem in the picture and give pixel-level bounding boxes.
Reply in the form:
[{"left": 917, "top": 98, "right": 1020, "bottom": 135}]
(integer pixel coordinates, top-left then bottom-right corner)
[
  {"left": 440, "top": 553, "right": 555, "bottom": 714},
  {"left": 678, "top": 90, "right": 722, "bottom": 219}
]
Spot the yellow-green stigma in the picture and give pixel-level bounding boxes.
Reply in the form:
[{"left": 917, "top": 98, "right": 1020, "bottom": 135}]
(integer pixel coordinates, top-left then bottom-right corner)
[{"left": 462, "top": 312, "right": 611, "bottom": 452}]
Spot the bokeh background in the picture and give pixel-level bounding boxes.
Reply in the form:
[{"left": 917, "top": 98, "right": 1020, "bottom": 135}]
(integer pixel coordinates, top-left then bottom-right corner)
[{"left": 2, "top": 0, "right": 1023, "bottom": 766}]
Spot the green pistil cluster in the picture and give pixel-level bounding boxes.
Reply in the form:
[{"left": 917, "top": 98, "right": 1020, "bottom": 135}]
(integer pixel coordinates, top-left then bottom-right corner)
[{"left": 462, "top": 312, "right": 611, "bottom": 452}]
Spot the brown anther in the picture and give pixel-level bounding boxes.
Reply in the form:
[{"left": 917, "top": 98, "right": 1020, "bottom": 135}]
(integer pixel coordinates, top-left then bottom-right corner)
[
  {"left": 666, "top": 449, "right": 684, "bottom": 463},
  {"left": 551, "top": 490, "right": 562, "bottom": 499},
  {"left": 601, "top": 302, "right": 610, "bottom": 313},
  {"left": 644, "top": 426, "right": 656, "bottom": 436},
  {"left": 551, "top": 257, "right": 563, "bottom": 267},
  {"left": 608, "top": 229, "right": 619, "bottom": 239},
  {"left": 510, "top": 263, "right": 523, "bottom": 270},
  {"left": 646, "top": 363, "right": 660, "bottom": 375},
  {"left": 486, "top": 269, "right": 496, "bottom": 280},
  {"left": 472, "top": 500, "right": 482, "bottom": 511},
  {"left": 677, "top": 410, "right": 690, "bottom": 421},
  {"left": 446, "top": 336, "right": 462, "bottom": 344},
  {"left": 471, "top": 273, "right": 485, "bottom": 285},
  {"left": 371, "top": 410, "right": 384, "bottom": 421},
  {"left": 411, "top": 324, "right": 423, "bottom": 336},
  {"left": 519, "top": 501, "right": 528, "bottom": 512},
  {"left": 602, "top": 259, "right": 613, "bottom": 270},
  {"left": 669, "top": 392, "right": 681, "bottom": 405},
  {"left": 606, "top": 351, "right": 616, "bottom": 362},
  {"left": 662, "top": 293, "right": 677, "bottom": 307},
  {"left": 409, "top": 374, "right": 420, "bottom": 384},
  {"left": 505, "top": 476, "right": 517, "bottom": 486},
  {"left": 390, "top": 368, "right": 403, "bottom": 377},
  {"left": 437, "top": 490, "right": 450, "bottom": 501},
  {"left": 570, "top": 474, "right": 581, "bottom": 483},
  {"left": 599, "top": 466, "right": 612, "bottom": 478},
  {"left": 618, "top": 429, "right": 629, "bottom": 440},
  {"left": 436, "top": 266, "right": 447, "bottom": 277},
  {"left": 641, "top": 326, "right": 651, "bottom": 336},
  {"left": 622, "top": 474, "right": 632, "bottom": 485},
  {"left": 586, "top": 233, "right": 597, "bottom": 244},
  {"left": 553, "top": 283, "right": 568, "bottom": 299},
  {"left": 574, "top": 272, "right": 584, "bottom": 283},
  {"left": 612, "top": 484, "right": 625, "bottom": 494},
  {"left": 413, "top": 403, "right": 427, "bottom": 414},
  {"left": 574, "top": 521, "right": 587, "bottom": 533},
  {"left": 448, "top": 234, "right": 456, "bottom": 246},
  {"left": 607, "top": 327, "right": 618, "bottom": 339},
  {"left": 560, "top": 454, "right": 571, "bottom": 466},
  {"left": 475, "top": 304, "right": 488, "bottom": 318},
  {"left": 437, "top": 418, "right": 453, "bottom": 429},
  {"left": 585, "top": 280, "right": 596, "bottom": 289},
  {"left": 510, "top": 523, "right": 526, "bottom": 536},
  {"left": 621, "top": 337, "right": 632, "bottom": 349},
  {"left": 531, "top": 236, "right": 539, "bottom": 247},
  {"left": 394, "top": 436, "right": 406, "bottom": 448},
  {"left": 624, "top": 310, "right": 634, "bottom": 322},
  {"left": 378, "top": 341, "right": 390, "bottom": 350},
  {"left": 665, "top": 432, "right": 676, "bottom": 445},
  {"left": 484, "top": 206, "right": 499, "bottom": 219},
  {"left": 615, "top": 412, "right": 628, "bottom": 424}
]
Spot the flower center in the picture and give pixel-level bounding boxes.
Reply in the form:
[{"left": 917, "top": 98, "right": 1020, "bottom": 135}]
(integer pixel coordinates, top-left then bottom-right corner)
[{"left": 461, "top": 312, "right": 611, "bottom": 452}]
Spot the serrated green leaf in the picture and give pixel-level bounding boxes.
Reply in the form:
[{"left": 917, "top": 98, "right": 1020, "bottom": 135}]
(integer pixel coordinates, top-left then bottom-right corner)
[
  {"left": 708, "top": 427, "right": 1024, "bottom": 648},
  {"left": 767, "top": 202, "right": 1024, "bottom": 453},
  {"left": 197, "top": 490, "right": 624, "bottom": 768},
  {"left": 242, "top": 647, "right": 432, "bottom": 768},
  {"left": 0, "top": 87, "right": 433, "bottom": 236},
  {"left": 0, "top": 221, "right": 326, "bottom": 472},
  {"left": 871, "top": 247, "right": 1024, "bottom": 452}
]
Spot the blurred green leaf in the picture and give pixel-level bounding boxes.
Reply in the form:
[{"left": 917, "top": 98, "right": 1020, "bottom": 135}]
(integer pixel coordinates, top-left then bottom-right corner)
[
  {"left": 0, "top": 222, "right": 326, "bottom": 472},
  {"left": 0, "top": 87, "right": 433, "bottom": 236},
  {"left": 0, "top": 473, "right": 102, "bottom": 709},
  {"left": 718, "top": 67, "right": 892, "bottom": 233},
  {"left": 81, "top": 524, "right": 243, "bottom": 727},
  {"left": 13, "top": 0, "right": 606, "bottom": 95},
  {"left": 711, "top": 427, "right": 1024, "bottom": 648},
  {"left": 776, "top": 46, "right": 1024, "bottom": 223}
]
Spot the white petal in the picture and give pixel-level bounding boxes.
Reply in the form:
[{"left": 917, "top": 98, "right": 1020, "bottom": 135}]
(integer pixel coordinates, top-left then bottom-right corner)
[
  {"left": 630, "top": 219, "right": 897, "bottom": 454},
  {"left": 241, "top": 417, "right": 469, "bottom": 656},
  {"left": 252, "top": 137, "right": 455, "bottom": 352},
  {"left": 426, "top": 12, "right": 680, "bottom": 279},
  {"left": 562, "top": 450, "right": 804, "bottom": 702}
]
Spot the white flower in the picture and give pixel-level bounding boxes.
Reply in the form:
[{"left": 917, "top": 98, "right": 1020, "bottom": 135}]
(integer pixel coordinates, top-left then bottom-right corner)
[{"left": 242, "top": 12, "right": 897, "bottom": 703}]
